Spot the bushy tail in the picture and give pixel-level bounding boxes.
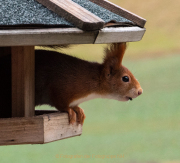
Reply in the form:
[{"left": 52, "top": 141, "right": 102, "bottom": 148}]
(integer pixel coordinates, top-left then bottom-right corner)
[{"left": 40, "top": 44, "right": 72, "bottom": 50}]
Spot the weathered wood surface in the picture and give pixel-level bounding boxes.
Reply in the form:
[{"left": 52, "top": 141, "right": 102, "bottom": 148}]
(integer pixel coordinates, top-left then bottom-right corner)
[
  {"left": 0, "top": 111, "right": 82, "bottom": 145},
  {"left": 0, "top": 28, "right": 98, "bottom": 46},
  {"left": 89, "top": 0, "right": 146, "bottom": 28},
  {"left": 0, "top": 27, "right": 145, "bottom": 46},
  {"left": 11, "top": 46, "right": 35, "bottom": 117},
  {"left": 95, "top": 27, "right": 146, "bottom": 43},
  {"left": 36, "top": 0, "right": 104, "bottom": 30},
  {"left": 43, "top": 112, "right": 82, "bottom": 143},
  {"left": 0, "top": 116, "right": 44, "bottom": 145}
]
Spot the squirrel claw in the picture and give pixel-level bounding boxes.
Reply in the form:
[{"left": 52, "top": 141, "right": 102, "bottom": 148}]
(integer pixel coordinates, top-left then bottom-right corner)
[{"left": 72, "top": 106, "right": 86, "bottom": 125}]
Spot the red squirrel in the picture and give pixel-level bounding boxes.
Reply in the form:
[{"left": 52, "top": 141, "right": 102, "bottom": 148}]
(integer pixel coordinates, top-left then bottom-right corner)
[{"left": 35, "top": 43, "right": 143, "bottom": 125}]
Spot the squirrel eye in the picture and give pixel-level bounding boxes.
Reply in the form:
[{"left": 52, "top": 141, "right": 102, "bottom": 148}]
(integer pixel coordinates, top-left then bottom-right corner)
[{"left": 122, "top": 76, "right": 129, "bottom": 82}]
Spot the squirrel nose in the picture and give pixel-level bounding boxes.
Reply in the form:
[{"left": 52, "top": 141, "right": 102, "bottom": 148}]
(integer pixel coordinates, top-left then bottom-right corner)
[{"left": 138, "top": 89, "right": 143, "bottom": 96}]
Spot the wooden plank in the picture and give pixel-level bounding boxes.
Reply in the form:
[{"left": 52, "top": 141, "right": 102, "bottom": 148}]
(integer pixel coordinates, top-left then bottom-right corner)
[
  {"left": 0, "top": 28, "right": 98, "bottom": 46},
  {"left": 36, "top": 0, "right": 104, "bottom": 31},
  {"left": 0, "top": 111, "right": 82, "bottom": 145},
  {"left": 89, "top": 0, "right": 146, "bottom": 28},
  {"left": 0, "top": 116, "right": 44, "bottom": 145},
  {"left": 95, "top": 27, "right": 146, "bottom": 44},
  {"left": 43, "top": 112, "right": 82, "bottom": 143},
  {"left": 11, "top": 46, "right": 35, "bottom": 117},
  {"left": 0, "top": 27, "right": 145, "bottom": 46}
]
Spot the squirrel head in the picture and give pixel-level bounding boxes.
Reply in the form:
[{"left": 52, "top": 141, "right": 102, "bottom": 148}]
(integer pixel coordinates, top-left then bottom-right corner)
[{"left": 100, "top": 43, "right": 143, "bottom": 101}]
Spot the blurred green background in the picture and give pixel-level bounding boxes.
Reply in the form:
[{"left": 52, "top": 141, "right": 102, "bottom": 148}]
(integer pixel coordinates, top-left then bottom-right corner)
[{"left": 1, "top": 0, "right": 180, "bottom": 163}]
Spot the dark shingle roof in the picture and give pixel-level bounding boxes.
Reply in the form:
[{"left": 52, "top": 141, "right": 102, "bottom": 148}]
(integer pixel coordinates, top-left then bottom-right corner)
[
  {"left": 0, "top": 0, "right": 146, "bottom": 46},
  {"left": 72, "top": 0, "right": 133, "bottom": 24},
  {"left": 0, "top": 0, "right": 73, "bottom": 27},
  {"left": 0, "top": 0, "right": 134, "bottom": 28}
]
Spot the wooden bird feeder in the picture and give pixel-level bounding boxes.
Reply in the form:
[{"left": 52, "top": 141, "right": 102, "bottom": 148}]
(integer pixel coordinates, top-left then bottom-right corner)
[{"left": 0, "top": 0, "right": 146, "bottom": 145}]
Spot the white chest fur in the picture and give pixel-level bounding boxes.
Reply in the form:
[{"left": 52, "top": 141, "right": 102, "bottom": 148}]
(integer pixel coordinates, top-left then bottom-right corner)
[
  {"left": 69, "top": 93, "right": 101, "bottom": 107},
  {"left": 69, "top": 93, "right": 119, "bottom": 107}
]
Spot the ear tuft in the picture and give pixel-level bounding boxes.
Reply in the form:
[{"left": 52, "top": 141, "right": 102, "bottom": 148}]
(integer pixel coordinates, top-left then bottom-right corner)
[{"left": 103, "top": 42, "right": 127, "bottom": 70}]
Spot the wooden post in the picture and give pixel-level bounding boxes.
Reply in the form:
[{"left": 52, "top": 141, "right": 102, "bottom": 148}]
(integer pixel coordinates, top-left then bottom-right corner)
[{"left": 11, "top": 46, "right": 35, "bottom": 117}]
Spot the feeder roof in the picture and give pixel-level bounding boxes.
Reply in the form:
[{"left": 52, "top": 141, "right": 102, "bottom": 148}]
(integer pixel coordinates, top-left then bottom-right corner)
[{"left": 0, "top": 0, "right": 146, "bottom": 46}]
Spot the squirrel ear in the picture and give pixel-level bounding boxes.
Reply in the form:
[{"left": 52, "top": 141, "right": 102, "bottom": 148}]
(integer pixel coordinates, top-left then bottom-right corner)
[{"left": 103, "top": 43, "right": 127, "bottom": 70}]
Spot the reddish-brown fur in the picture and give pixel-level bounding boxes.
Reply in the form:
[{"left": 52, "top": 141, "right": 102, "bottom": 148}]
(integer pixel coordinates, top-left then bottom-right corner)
[{"left": 35, "top": 43, "right": 142, "bottom": 125}]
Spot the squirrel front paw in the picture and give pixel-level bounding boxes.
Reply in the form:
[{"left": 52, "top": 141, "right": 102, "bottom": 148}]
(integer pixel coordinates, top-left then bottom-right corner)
[
  {"left": 67, "top": 107, "right": 86, "bottom": 125},
  {"left": 67, "top": 108, "right": 77, "bottom": 125},
  {"left": 72, "top": 106, "right": 86, "bottom": 125}
]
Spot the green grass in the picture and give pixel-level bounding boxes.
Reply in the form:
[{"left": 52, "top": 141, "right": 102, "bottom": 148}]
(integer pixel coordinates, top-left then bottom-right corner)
[{"left": 1, "top": 53, "right": 180, "bottom": 163}]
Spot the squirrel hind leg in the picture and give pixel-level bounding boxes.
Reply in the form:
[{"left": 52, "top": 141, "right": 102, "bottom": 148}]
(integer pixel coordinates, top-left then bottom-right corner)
[{"left": 72, "top": 106, "right": 86, "bottom": 125}]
